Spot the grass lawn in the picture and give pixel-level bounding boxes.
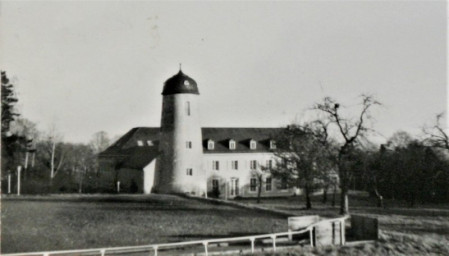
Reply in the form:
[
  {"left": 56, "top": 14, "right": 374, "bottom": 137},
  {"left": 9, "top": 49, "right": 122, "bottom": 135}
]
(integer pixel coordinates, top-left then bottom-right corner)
[
  {"left": 1, "top": 194, "right": 286, "bottom": 254},
  {"left": 238, "top": 194, "right": 449, "bottom": 255}
]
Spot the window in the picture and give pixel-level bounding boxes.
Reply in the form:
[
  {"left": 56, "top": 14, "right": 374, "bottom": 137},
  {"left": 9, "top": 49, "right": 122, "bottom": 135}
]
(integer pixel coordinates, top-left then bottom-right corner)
[
  {"left": 266, "top": 177, "right": 272, "bottom": 191},
  {"left": 270, "top": 140, "right": 276, "bottom": 149},
  {"left": 231, "top": 160, "right": 238, "bottom": 170},
  {"left": 266, "top": 160, "right": 273, "bottom": 169},
  {"left": 212, "top": 161, "right": 220, "bottom": 171},
  {"left": 250, "top": 160, "right": 257, "bottom": 170},
  {"left": 250, "top": 140, "right": 257, "bottom": 150},
  {"left": 250, "top": 178, "right": 257, "bottom": 192},
  {"left": 207, "top": 140, "right": 214, "bottom": 150},
  {"left": 147, "top": 140, "right": 154, "bottom": 146},
  {"left": 229, "top": 140, "right": 236, "bottom": 150},
  {"left": 186, "top": 101, "right": 191, "bottom": 116},
  {"left": 137, "top": 140, "right": 144, "bottom": 146},
  {"left": 278, "top": 178, "right": 288, "bottom": 190},
  {"left": 186, "top": 168, "right": 193, "bottom": 176},
  {"left": 186, "top": 141, "right": 192, "bottom": 149}
]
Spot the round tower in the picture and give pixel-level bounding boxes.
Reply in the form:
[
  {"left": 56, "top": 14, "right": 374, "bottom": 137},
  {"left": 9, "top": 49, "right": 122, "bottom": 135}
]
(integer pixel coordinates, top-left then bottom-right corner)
[{"left": 154, "top": 69, "right": 205, "bottom": 195}]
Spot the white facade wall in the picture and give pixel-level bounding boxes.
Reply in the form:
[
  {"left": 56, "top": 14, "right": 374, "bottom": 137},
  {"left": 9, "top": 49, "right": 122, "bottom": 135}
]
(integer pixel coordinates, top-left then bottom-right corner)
[
  {"left": 143, "top": 159, "right": 157, "bottom": 194},
  {"left": 203, "top": 152, "right": 299, "bottom": 198}
]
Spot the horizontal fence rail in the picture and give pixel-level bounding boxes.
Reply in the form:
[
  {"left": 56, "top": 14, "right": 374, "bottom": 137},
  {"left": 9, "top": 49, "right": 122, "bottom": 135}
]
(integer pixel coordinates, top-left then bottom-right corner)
[{"left": 4, "top": 216, "right": 349, "bottom": 256}]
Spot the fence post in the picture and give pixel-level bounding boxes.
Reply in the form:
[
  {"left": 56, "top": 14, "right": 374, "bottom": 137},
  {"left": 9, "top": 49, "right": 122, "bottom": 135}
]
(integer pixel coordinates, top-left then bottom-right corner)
[
  {"left": 17, "top": 166, "right": 21, "bottom": 195},
  {"left": 153, "top": 246, "right": 158, "bottom": 256},
  {"left": 340, "top": 219, "right": 346, "bottom": 245},
  {"left": 309, "top": 228, "right": 314, "bottom": 247},
  {"left": 100, "top": 249, "right": 105, "bottom": 256},
  {"left": 203, "top": 241, "right": 208, "bottom": 256},
  {"left": 271, "top": 235, "right": 276, "bottom": 252},
  {"left": 250, "top": 237, "right": 255, "bottom": 253},
  {"left": 8, "top": 173, "right": 11, "bottom": 194}
]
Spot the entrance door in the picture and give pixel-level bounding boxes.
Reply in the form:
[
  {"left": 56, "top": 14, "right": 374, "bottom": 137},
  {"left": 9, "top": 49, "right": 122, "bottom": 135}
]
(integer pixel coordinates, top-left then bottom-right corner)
[
  {"left": 230, "top": 178, "right": 239, "bottom": 197},
  {"left": 212, "top": 179, "right": 219, "bottom": 198}
]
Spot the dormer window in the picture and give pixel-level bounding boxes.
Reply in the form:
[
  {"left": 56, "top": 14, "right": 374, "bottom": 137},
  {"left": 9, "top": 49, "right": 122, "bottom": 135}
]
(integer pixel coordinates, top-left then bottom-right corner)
[
  {"left": 229, "top": 139, "right": 236, "bottom": 150},
  {"left": 207, "top": 140, "right": 215, "bottom": 150},
  {"left": 137, "top": 140, "right": 144, "bottom": 146},
  {"left": 270, "top": 140, "right": 276, "bottom": 149},
  {"left": 250, "top": 139, "right": 257, "bottom": 150}
]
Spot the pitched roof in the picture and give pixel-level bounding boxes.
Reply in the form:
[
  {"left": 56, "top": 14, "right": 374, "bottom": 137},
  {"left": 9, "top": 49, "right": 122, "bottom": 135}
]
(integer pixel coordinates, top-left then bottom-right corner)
[
  {"left": 202, "top": 127, "right": 282, "bottom": 153},
  {"left": 99, "top": 127, "right": 283, "bottom": 169}
]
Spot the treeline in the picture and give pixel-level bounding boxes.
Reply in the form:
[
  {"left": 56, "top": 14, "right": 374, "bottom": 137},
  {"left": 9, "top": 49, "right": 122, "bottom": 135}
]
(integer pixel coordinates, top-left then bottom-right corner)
[
  {"left": 1, "top": 71, "right": 112, "bottom": 194},
  {"left": 351, "top": 131, "right": 449, "bottom": 207},
  {"left": 270, "top": 96, "right": 449, "bottom": 213}
]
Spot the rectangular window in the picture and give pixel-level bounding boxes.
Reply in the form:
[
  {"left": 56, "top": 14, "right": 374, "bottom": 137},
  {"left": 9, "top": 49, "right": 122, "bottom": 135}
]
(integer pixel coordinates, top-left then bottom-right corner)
[
  {"left": 231, "top": 160, "right": 238, "bottom": 170},
  {"left": 137, "top": 140, "right": 144, "bottom": 146},
  {"left": 250, "top": 178, "right": 257, "bottom": 192},
  {"left": 186, "top": 101, "right": 191, "bottom": 116},
  {"left": 186, "top": 168, "right": 193, "bottom": 176},
  {"left": 212, "top": 161, "right": 220, "bottom": 171},
  {"left": 278, "top": 178, "right": 288, "bottom": 190},
  {"left": 186, "top": 141, "right": 192, "bottom": 149},
  {"left": 229, "top": 140, "right": 236, "bottom": 150},
  {"left": 266, "top": 177, "right": 272, "bottom": 191},
  {"left": 250, "top": 160, "right": 257, "bottom": 170},
  {"left": 266, "top": 160, "right": 273, "bottom": 169}
]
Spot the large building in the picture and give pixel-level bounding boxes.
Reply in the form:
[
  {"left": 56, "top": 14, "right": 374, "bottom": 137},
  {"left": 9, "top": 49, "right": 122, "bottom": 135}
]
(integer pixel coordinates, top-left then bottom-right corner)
[{"left": 99, "top": 70, "right": 298, "bottom": 198}]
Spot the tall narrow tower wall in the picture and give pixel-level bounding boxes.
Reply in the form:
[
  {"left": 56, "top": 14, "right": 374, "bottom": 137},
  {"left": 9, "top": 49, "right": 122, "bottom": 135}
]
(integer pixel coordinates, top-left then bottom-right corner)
[{"left": 154, "top": 72, "right": 205, "bottom": 195}]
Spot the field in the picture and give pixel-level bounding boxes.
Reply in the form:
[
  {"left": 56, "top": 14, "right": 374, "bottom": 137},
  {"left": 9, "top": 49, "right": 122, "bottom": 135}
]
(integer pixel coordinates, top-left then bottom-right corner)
[
  {"left": 238, "top": 194, "right": 449, "bottom": 255},
  {"left": 2, "top": 193, "right": 449, "bottom": 255},
  {"left": 1, "top": 194, "right": 286, "bottom": 254}
]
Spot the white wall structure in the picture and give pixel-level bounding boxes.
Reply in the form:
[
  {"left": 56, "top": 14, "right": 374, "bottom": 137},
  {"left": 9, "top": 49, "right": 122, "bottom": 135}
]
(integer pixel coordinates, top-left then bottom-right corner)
[
  {"left": 99, "top": 70, "right": 304, "bottom": 198},
  {"left": 154, "top": 71, "right": 206, "bottom": 196},
  {"left": 204, "top": 153, "right": 298, "bottom": 198}
]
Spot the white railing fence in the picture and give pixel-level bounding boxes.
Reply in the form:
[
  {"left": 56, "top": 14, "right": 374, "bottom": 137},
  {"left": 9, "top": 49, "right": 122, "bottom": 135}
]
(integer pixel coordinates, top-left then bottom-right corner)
[{"left": 4, "top": 216, "right": 348, "bottom": 256}]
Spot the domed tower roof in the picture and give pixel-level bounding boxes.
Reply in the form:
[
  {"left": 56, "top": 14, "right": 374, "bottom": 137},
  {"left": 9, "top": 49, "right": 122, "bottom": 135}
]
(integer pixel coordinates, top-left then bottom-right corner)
[{"left": 162, "top": 70, "right": 199, "bottom": 95}]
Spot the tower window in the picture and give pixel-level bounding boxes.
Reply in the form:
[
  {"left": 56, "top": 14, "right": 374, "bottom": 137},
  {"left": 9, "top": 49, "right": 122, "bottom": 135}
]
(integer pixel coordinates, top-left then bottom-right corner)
[
  {"left": 207, "top": 140, "right": 214, "bottom": 150},
  {"left": 270, "top": 140, "right": 276, "bottom": 149},
  {"left": 212, "top": 161, "right": 220, "bottom": 171},
  {"left": 250, "top": 140, "right": 257, "bottom": 150},
  {"left": 186, "top": 141, "right": 192, "bottom": 149},
  {"left": 186, "top": 168, "right": 193, "bottom": 176},
  {"left": 186, "top": 101, "right": 191, "bottom": 116},
  {"left": 250, "top": 160, "right": 257, "bottom": 170},
  {"left": 231, "top": 160, "right": 238, "bottom": 170},
  {"left": 229, "top": 139, "right": 236, "bottom": 150}
]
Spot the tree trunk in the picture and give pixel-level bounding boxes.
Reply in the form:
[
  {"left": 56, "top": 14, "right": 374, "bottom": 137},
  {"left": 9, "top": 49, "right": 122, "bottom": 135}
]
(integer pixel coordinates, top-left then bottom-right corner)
[
  {"left": 322, "top": 185, "right": 328, "bottom": 204},
  {"left": 374, "top": 188, "right": 384, "bottom": 208},
  {"left": 257, "top": 178, "right": 262, "bottom": 204},
  {"left": 50, "top": 140, "right": 56, "bottom": 180},
  {"left": 332, "top": 184, "right": 337, "bottom": 207},
  {"left": 340, "top": 190, "right": 349, "bottom": 215},
  {"left": 305, "top": 183, "right": 312, "bottom": 209}
]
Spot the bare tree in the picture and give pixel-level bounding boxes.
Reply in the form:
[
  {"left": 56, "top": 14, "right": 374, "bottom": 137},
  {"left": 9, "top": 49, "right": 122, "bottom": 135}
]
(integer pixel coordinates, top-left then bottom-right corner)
[
  {"left": 314, "top": 95, "right": 380, "bottom": 214},
  {"left": 89, "top": 131, "right": 110, "bottom": 154},
  {"left": 424, "top": 113, "right": 449, "bottom": 151}
]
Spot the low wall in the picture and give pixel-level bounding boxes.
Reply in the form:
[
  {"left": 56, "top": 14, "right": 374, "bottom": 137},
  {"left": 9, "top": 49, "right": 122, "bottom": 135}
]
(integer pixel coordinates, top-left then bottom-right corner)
[{"left": 351, "top": 214, "right": 379, "bottom": 240}]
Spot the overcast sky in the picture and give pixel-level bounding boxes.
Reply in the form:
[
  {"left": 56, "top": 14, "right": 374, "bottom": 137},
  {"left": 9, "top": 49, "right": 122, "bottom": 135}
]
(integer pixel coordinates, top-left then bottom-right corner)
[{"left": 1, "top": 1, "right": 446, "bottom": 144}]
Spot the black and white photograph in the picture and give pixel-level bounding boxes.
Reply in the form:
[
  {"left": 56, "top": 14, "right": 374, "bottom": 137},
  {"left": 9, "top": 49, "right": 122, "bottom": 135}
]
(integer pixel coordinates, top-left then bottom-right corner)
[{"left": 1, "top": 0, "right": 447, "bottom": 255}]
